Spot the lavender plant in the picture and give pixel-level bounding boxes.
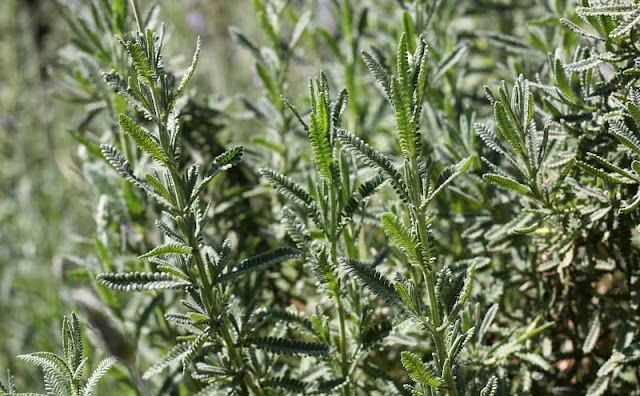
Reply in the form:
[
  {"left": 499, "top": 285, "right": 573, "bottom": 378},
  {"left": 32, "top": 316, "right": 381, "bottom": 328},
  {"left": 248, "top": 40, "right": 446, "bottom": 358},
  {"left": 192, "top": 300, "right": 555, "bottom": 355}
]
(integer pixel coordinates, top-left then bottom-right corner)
[{"left": 3, "top": 0, "right": 640, "bottom": 395}]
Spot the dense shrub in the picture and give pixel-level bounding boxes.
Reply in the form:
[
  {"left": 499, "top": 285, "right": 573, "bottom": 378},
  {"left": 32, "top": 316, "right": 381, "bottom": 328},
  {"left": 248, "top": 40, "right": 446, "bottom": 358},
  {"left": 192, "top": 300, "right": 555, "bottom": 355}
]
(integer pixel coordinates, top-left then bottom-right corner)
[{"left": 1, "top": 0, "right": 639, "bottom": 395}]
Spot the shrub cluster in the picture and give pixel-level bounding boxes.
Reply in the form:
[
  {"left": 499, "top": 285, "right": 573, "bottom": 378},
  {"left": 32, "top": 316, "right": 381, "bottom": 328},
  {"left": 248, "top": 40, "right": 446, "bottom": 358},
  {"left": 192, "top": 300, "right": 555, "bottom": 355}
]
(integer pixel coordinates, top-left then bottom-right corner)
[{"left": 2, "top": 0, "right": 639, "bottom": 395}]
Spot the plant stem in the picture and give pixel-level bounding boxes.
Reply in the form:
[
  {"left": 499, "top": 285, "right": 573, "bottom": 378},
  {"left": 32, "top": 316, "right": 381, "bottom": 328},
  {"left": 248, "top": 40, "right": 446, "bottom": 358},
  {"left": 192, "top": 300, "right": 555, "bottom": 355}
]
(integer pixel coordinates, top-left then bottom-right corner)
[
  {"left": 408, "top": 152, "right": 458, "bottom": 395},
  {"left": 329, "top": 176, "right": 352, "bottom": 396}
]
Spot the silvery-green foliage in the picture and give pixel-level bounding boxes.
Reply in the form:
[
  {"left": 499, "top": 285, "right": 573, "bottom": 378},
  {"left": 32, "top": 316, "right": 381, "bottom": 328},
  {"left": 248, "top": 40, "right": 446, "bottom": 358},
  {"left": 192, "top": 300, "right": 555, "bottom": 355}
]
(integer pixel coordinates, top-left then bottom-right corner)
[
  {"left": 0, "top": 314, "right": 115, "bottom": 396},
  {"left": 3, "top": 0, "right": 640, "bottom": 395}
]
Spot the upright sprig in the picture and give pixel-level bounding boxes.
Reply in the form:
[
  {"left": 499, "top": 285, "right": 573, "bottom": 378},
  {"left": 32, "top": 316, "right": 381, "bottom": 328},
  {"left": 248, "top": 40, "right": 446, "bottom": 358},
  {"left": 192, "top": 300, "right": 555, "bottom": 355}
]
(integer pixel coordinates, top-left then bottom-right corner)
[
  {"left": 338, "top": 33, "right": 475, "bottom": 396},
  {"left": 476, "top": 76, "right": 563, "bottom": 234},
  {"left": 94, "top": 2, "right": 312, "bottom": 394},
  {"left": 260, "top": 73, "right": 393, "bottom": 394},
  {"left": 0, "top": 313, "right": 115, "bottom": 396}
]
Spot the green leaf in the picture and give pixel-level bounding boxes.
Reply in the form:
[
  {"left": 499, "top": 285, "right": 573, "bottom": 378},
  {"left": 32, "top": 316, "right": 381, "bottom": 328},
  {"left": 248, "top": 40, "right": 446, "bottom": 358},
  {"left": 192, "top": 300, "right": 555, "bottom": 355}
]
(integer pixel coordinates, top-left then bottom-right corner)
[
  {"left": 609, "top": 8, "right": 640, "bottom": 38},
  {"left": 586, "top": 152, "right": 639, "bottom": 181},
  {"left": 610, "top": 119, "right": 640, "bottom": 156},
  {"left": 427, "top": 156, "right": 474, "bottom": 204},
  {"left": 362, "top": 50, "right": 391, "bottom": 99},
  {"left": 400, "top": 351, "right": 445, "bottom": 387},
  {"left": 247, "top": 337, "right": 330, "bottom": 356},
  {"left": 280, "top": 207, "right": 312, "bottom": 249},
  {"left": 181, "top": 328, "right": 209, "bottom": 372},
  {"left": 576, "top": 5, "right": 635, "bottom": 17},
  {"left": 480, "top": 376, "right": 498, "bottom": 396},
  {"left": 341, "top": 174, "right": 386, "bottom": 222},
  {"left": 494, "top": 101, "right": 525, "bottom": 161},
  {"left": 119, "top": 114, "right": 170, "bottom": 165},
  {"left": 97, "top": 272, "right": 191, "bottom": 291},
  {"left": 483, "top": 174, "right": 532, "bottom": 195},
  {"left": 340, "top": 258, "right": 402, "bottom": 308},
  {"left": 288, "top": 10, "right": 311, "bottom": 51},
  {"left": 145, "top": 174, "right": 174, "bottom": 203},
  {"left": 360, "top": 321, "right": 393, "bottom": 349},
  {"left": 309, "top": 91, "right": 333, "bottom": 181},
  {"left": 381, "top": 212, "right": 421, "bottom": 267},
  {"left": 142, "top": 343, "right": 191, "bottom": 379},
  {"left": 216, "top": 247, "right": 302, "bottom": 284},
  {"left": 336, "top": 129, "right": 409, "bottom": 202},
  {"left": 84, "top": 357, "right": 116, "bottom": 396},
  {"left": 620, "top": 190, "right": 640, "bottom": 213},
  {"left": 448, "top": 262, "right": 476, "bottom": 319},
  {"left": 402, "top": 16, "right": 416, "bottom": 54},
  {"left": 628, "top": 102, "right": 640, "bottom": 127},
  {"left": 583, "top": 315, "right": 601, "bottom": 354},
  {"left": 169, "top": 36, "right": 201, "bottom": 113},
  {"left": 575, "top": 160, "right": 632, "bottom": 185},
  {"left": 127, "top": 40, "right": 154, "bottom": 83},
  {"left": 554, "top": 58, "right": 578, "bottom": 102},
  {"left": 139, "top": 243, "right": 193, "bottom": 259},
  {"left": 586, "top": 376, "right": 610, "bottom": 396},
  {"left": 228, "top": 26, "right": 262, "bottom": 60},
  {"left": 478, "top": 304, "right": 499, "bottom": 345},
  {"left": 262, "top": 307, "right": 316, "bottom": 335},
  {"left": 260, "top": 168, "right": 314, "bottom": 207},
  {"left": 256, "top": 62, "right": 280, "bottom": 107},
  {"left": 434, "top": 42, "right": 469, "bottom": 80},
  {"left": 263, "top": 376, "right": 306, "bottom": 394}
]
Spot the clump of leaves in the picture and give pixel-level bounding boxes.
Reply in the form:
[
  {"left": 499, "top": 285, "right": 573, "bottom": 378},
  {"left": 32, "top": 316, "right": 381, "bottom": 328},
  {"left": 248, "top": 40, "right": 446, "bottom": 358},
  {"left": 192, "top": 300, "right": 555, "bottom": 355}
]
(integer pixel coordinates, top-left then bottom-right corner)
[{"left": 0, "top": 313, "right": 115, "bottom": 396}]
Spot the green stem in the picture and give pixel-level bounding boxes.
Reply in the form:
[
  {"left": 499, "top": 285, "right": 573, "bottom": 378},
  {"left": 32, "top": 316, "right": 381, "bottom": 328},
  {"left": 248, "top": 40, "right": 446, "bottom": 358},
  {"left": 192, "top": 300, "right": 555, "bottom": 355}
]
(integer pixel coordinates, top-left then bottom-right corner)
[
  {"left": 408, "top": 154, "right": 457, "bottom": 395},
  {"left": 192, "top": 248, "right": 265, "bottom": 396},
  {"left": 329, "top": 180, "right": 352, "bottom": 396}
]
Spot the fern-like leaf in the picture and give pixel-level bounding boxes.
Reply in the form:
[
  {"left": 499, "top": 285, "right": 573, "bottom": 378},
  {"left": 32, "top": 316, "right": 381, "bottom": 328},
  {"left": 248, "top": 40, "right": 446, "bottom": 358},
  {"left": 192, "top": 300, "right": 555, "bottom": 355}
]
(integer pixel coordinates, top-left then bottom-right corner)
[
  {"left": 381, "top": 213, "right": 421, "bottom": 267},
  {"left": 336, "top": 129, "right": 409, "bottom": 202},
  {"left": 142, "top": 343, "right": 191, "bottom": 379},
  {"left": 400, "top": 351, "right": 445, "bottom": 387},
  {"left": 215, "top": 247, "right": 302, "bottom": 284},
  {"left": 139, "top": 242, "right": 192, "bottom": 259},
  {"left": 119, "top": 114, "right": 170, "bottom": 165},
  {"left": 97, "top": 272, "right": 191, "bottom": 291},
  {"left": 247, "top": 337, "right": 330, "bottom": 356},
  {"left": 83, "top": 357, "right": 116, "bottom": 396},
  {"left": 340, "top": 258, "right": 402, "bottom": 308}
]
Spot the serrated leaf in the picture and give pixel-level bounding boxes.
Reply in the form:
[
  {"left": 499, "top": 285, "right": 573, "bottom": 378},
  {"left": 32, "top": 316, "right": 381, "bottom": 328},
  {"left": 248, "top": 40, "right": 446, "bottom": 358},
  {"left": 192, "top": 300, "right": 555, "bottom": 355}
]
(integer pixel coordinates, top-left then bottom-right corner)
[
  {"left": 84, "top": 357, "right": 116, "bottom": 396},
  {"left": 362, "top": 50, "right": 391, "bottom": 99},
  {"left": 494, "top": 101, "right": 525, "bottom": 160},
  {"left": 583, "top": 315, "right": 601, "bottom": 353},
  {"left": 139, "top": 243, "right": 192, "bottom": 259},
  {"left": 247, "top": 337, "right": 330, "bottom": 356},
  {"left": 400, "top": 351, "right": 445, "bottom": 387},
  {"left": 609, "top": 8, "right": 640, "bottom": 38},
  {"left": 260, "top": 168, "right": 314, "bottom": 207},
  {"left": 483, "top": 174, "right": 532, "bottom": 195},
  {"left": 142, "top": 343, "right": 191, "bottom": 379},
  {"left": 309, "top": 91, "right": 333, "bottom": 181},
  {"left": 478, "top": 304, "right": 499, "bottom": 345},
  {"left": 119, "top": 114, "right": 169, "bottom": 165},
  {"left": 381, "top": 212, "right": 421, "bottom": 267},
  {"left": 336, "top": 129, "right": 409, "bottom": 202},
  {"left": 97, "top": 272, "right": 191, "bottom": 291},
  {"left": 586, "top": 376, "right": 609, "bottom": 396},
  {"left": 216, "top": 247, "right": 302, "bottom": 284},
  {"left": 340, "top": 258, "right": 402, "bottom": 308}
]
